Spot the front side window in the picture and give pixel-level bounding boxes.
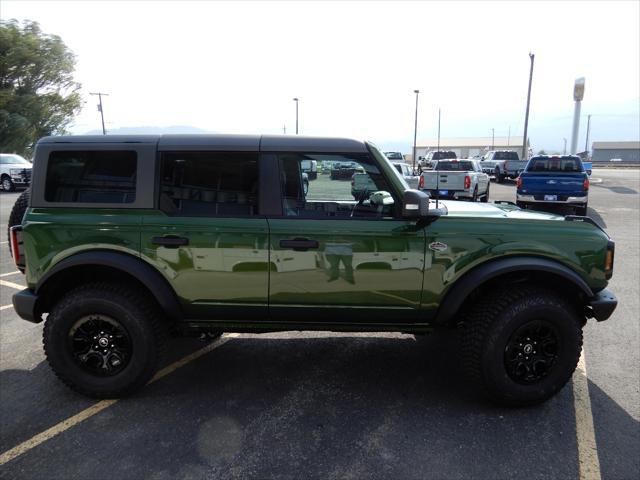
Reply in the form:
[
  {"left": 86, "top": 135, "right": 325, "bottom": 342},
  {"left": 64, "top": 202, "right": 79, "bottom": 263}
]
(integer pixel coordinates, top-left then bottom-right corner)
[
  {"left": 45, "top": 150, "right": 137, "bottom": 203},
  {"left": 279, "top": 153, "right": 397, "bottom": 218},
  {"left": 160, "top": 151, "right": 258, "bottom": 216}
]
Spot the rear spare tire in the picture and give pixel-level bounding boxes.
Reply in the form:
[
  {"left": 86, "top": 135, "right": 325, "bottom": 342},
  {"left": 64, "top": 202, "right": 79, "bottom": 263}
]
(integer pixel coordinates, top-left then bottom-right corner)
[{"left": 7, "top": 189, "right": 30, "bottom": 254}]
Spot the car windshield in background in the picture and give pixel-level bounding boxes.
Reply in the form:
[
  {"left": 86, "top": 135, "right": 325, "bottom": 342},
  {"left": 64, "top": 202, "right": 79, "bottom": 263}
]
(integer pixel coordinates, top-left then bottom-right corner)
[
  {"left": 432, "top": 152, "right": 457, "bottom": 160},
  {"left": 384, "top": 152, "right": 403, "bottom": 160},
  {"left": 0, "top": 154, "right": 30, "bottom": 165},
  {"left": 493, "top": 152, "right": 519, "bottom": 160},
  {"left": 436, "top": 160, "right": 474, "bottom": 171},
  {"left": 528, "top": 157, "right": 583, "bottom": 172}
]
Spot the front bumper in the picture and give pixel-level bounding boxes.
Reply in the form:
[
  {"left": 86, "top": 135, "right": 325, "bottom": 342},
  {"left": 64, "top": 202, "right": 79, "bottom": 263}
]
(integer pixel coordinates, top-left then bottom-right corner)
[
  {"left": 12, "top": 289, "right": 41, "bottom": 323},
  {"left": 586, "top": 288, "right": 617, "bottom": 322}
]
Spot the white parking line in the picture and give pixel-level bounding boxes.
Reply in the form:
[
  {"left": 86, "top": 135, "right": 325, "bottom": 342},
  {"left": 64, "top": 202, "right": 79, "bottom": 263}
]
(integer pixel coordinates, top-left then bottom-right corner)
[
  {"left": 573, "top": 350, "right": 602, "bottom": 480},
  {"left": 0, "top": 271, "right": 20, "bottom": 278},
  {"left": 0, "top": 279, "right": 24, "bottom": 290},
  {"left": 0, "top": 304, "right": 13, "bottom": 311},
  {"left": 0, "top": 333, "right": 239, "bottom": 466}
]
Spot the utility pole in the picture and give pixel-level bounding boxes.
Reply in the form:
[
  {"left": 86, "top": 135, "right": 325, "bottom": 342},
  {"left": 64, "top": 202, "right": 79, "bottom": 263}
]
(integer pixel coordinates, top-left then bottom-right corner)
[
  {"left": 283, "top": 124, "right": 287, "bottom": 134},
  {"left": 437, "top": 108, "right": 441, "bottom": 153},
  {"left": 412, "top": 90, "right": 419, "bottom": 173},
  {"left": 585, "top": 114, "right": 592, "bottom": 155},
  {"left": 293, "top": 98, "right": 299, "bottom": 134},
  {"left": 570, "top": 78, "right": 585, "bottom": 154},
  {"left": 522, "top": 53, "right": 535, "bottom": 160},
  {"left": 491, "top": 128, "right": 495, "bottom": 150},
  {"left": 563, "top": 138, "right": 567, "bottom": 155},
  {"left": 507, "top": 126, "right": 511, "bottom": 146},
  {"left": 90, "top": 92, "right": 109, "bottom": 135}
]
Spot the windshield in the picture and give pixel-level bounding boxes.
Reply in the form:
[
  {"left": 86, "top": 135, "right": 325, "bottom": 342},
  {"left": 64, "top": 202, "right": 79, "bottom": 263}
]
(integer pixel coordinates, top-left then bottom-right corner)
[
  {"left": 527, "top": 157, "right": 584, "bottom": 172},
  {"left": 432, "top": 151, "right": 457, "bottom": 160},
  {"left": 436, "top": 160, "right": 474, "bottom": 171},
  {"left": 0, "top": 154, "right": 30, "bottom": 165},
  {"left": 367, "top": 142, "right": 409, "bottom": 192},
  {"left": 384, "top": 152, "right": 403, "bottom": 160}
]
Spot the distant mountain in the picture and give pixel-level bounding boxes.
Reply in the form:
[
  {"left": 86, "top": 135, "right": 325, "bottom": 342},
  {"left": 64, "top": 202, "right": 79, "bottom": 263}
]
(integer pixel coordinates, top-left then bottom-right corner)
[{"left": 83, "top": 125, "right": 213, "bottom": 135}]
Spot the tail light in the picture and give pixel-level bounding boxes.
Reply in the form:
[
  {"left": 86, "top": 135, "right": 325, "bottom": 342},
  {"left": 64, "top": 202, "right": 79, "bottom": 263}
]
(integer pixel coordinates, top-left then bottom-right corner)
[
  {"left": 583, "top": 177, "right": 589, "bottom": 191},
  {"left": 464, "top": 175, "right": 471, "bottom": 189},
  {"left": 605, "top": 240, "right": 615, "bottom": 279},
  {"left": 10, "top": 226, "right": 22, "bottom": 267},
  {"left": 517, "top": 176, "right": 522, "bottom": 189},
  {"left": 419, "top": 175, "right": 424, "bottom": 189}
]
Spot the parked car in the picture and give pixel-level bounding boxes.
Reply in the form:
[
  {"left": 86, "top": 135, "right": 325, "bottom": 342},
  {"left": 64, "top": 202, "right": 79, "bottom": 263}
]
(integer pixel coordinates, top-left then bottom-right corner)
[
  {"left": 384, "top": 151, "right": 404, "bottom": 161},
  {"left": 480, "top": 150, "right": 528, "bottom": 183},
  {"left": 330, "top": 161, "right": 360, "bottom": 180},
  {"left": 9, "top": 134, "right": 617, "bottom": 406},
  {"left": 0, "top": 153, "right": 32, "bottom": 191},
  {"left": 419, "top": 150, "right": 457, "bottom": 170},
  {"left": 391, "top": 161, "right": 420, "bottom": 189},
  {"left": 301, "top": 159, "right": 318, "bottom": 180},
  {"left": 419, "top": 159, "right": 490, "bottom": 202},
  {"left": 516, "top": 155, "right": 589, "bottom": 215}
]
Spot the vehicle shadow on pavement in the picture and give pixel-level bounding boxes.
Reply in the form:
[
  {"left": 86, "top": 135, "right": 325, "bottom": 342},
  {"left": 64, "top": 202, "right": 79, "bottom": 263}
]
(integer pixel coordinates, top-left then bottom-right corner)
[{"left": 588, "top": 379, "right": 640, "bottom": 480}]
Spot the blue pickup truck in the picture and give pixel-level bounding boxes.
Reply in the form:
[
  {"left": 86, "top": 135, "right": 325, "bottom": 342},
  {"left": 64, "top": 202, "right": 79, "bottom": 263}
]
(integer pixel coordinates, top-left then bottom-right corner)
[{"left": 516, "top": 155, "right": 589, "bottom": 216}]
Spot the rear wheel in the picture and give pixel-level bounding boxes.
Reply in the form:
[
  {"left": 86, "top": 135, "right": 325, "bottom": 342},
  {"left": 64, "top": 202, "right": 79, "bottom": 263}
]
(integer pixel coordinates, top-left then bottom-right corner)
[
  {"left": 471, "top": 186, "right": 479, "bottom": 202},
  {"left": 44, "top": 283, "right": 166, "bottom": 398},
  {"left": 575, "top": 204, "right": 588, "bottom": 216},
  {"left": 494, "top": 168, "right": 504, "bottom": 183},
  {"left": 461, "top": 286, "right": 583, "bottom": 406},
  {"left": 516, "top": 201, "right": 526, "bottom": 209},
  {"left": 481, "top": 183, "right": 490, "bottom": 202}
]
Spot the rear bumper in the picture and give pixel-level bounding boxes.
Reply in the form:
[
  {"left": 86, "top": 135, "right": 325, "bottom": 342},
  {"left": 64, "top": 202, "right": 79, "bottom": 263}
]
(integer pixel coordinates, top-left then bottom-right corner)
[
  {"left": 12, "top": 289, "right": 41, "bottom": 323},
  {"left": 586, "top": 289, "right": 617, "bottom": 322},
  {"left": 427, "top": 190, "right": 473, "bottom": 200},
  {"left": 516, "top": 194, "right": 587, "bottom": 205}
]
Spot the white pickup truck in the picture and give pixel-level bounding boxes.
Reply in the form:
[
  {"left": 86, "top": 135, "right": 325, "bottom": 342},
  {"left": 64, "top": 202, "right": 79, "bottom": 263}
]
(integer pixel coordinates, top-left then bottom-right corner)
[
  {"left": 0, "top": 153, "right": 32, "bottom": 191},
  {"left": 480, "top": 150, "right": 529, "bottom": 183},
  {"left": 419, "top": 159, "right": 490, "bottom": 202}
]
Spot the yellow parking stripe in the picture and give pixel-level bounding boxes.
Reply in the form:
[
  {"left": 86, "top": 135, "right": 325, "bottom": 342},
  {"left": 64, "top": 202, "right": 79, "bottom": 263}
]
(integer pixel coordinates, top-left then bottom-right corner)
[
  {"left": 0, "top": 279, "right": 24, "bottom": 290},
  {"left": 0, "top": 333, "right": 239, "bottom": 466},
  {"left": 573, "top": 350, "right": 602, "bottom": 480}
]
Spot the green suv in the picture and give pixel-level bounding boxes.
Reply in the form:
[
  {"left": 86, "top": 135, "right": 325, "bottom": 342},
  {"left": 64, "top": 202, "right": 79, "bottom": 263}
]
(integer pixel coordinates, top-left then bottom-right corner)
[{"left": 9, "top": 134, "right": 617, "bottom": 405}]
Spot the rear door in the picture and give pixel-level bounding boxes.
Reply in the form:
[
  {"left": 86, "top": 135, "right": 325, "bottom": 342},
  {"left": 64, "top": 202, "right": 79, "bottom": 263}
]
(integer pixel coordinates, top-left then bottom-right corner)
[
  {"left": 264, "top": 151, "right": 426, "bottom": 323},
  {"left": 140, "top": 139, "right": 269, "bottom": 320}
]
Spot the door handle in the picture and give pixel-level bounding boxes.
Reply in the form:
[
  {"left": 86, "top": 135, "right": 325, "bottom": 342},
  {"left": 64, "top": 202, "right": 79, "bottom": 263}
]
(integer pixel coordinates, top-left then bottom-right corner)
[
  {"left": 279, "top": 238, "right": 319, "bottom": 251},
  {"left": 152, "top": 235, "right": 189, "bottom": 248}
]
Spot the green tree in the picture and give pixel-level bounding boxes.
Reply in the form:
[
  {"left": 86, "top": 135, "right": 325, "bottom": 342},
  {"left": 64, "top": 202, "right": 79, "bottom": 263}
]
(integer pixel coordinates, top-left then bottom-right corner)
[
  {"left": 0, "top": 20, "right": 82, "bottom": 156},
  {"left": 537, "top": 149, "right": 547, "bottom": 155}
]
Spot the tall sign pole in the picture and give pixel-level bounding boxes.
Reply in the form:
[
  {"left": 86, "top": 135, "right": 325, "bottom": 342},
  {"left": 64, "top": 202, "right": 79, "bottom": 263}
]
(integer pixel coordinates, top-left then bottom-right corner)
[
  {"left": 90, "top": 92, "right": 109, "bottom": 135},
  {"left": 412, "top": 90, "right": 419, "bottom": 172},
  {"left": 521, "top": 53, "right": 535, "bottom": 160},
  {"left": 584, "top": 114, "right": 592, "bottom": 155},
  {"left": 570, "top": 77, "right": 585, "bottom": 154}
]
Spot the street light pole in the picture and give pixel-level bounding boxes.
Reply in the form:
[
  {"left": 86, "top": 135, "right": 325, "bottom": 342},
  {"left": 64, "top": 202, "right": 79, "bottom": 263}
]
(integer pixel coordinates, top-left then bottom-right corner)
[
  {"left": 293, "top": 98, "right": 299, "bottom": 134},
  {"left": 585, "top": 114, "right": 592, "bottom": 155},
  {"left": 570, "top": 78, "right": 585, "bottom": 154},
  {"left": 563, "top": 138, "right": 567, "bottom": 155},
  {"left": 522, "top": 53, "right": 535, "bottom": 160},
  {"left": 89, "top": 92, "right": 109, "bottom": 135},
  {"left": 412, "top": 89, "right": 419, "bottom": 172},
  {"left": 491, "top": 128, "right": 495, "bottom": 150}
]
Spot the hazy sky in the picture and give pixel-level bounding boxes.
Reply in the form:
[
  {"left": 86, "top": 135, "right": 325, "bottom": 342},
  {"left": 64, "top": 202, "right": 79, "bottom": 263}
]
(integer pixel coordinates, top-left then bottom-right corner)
[{"left": 2, "top": 0, "right": 639, "bottom": 152}]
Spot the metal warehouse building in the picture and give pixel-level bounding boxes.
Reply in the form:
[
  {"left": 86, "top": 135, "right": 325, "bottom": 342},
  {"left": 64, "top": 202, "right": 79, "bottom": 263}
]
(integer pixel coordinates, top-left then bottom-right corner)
[
  {"left": 415, "top": 137, "right": 530, "bottom": 159},
  {"left": 591, "top": 141, "right": 640, "bottom": 164}
]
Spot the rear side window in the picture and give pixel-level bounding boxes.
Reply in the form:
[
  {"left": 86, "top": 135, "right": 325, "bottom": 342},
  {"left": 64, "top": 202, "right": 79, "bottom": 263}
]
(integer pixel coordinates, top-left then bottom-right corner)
[
  {"left": 436, "top": 160, "right": 474, "bottom": 171},
  {"left": 45, "top": 151, "right": 137, "bottom": 203},
  {"left": 160, "top": 152, "right": 258, "bottom": 216},
  {"left": 493, "top": 151, "right": 519, "bottom": 160}
]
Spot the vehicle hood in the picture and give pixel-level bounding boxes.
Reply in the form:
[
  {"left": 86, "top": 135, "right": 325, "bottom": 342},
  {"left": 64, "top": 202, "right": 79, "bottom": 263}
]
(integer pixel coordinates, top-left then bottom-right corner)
[
  {"left": 4, "top": 163, "right": 32, "bottom": 169},
  {"left": 437, "top": 200, "right": 564, "bottom": 220}
]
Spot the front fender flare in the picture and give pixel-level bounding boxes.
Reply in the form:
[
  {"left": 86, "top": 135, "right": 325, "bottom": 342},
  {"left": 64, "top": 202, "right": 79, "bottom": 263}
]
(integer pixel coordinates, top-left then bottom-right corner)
[{"left": 434, "top": 256, "right": 594, "bottom": 325}]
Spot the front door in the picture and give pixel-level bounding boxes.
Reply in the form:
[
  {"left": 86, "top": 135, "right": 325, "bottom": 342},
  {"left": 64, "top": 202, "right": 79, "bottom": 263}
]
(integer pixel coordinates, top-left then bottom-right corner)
[{"left": 268, "top": 152, "right": 426, "bottom": 323}]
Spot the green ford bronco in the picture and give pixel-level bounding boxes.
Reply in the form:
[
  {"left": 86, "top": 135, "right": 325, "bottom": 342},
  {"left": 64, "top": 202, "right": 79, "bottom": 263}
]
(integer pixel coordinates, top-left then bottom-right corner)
[{"left": 9, "top": 134, "right": 617, "bottom": 405}]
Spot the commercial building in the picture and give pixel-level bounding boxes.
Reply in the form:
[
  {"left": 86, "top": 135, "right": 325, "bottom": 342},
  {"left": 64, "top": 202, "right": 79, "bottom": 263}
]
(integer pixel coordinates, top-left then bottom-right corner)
[
  {"left": 415, "top": 137, "right": 530, "bottom": 159},
  {"left": 591, "top": 141, "right": 640, "bottom": 164}
]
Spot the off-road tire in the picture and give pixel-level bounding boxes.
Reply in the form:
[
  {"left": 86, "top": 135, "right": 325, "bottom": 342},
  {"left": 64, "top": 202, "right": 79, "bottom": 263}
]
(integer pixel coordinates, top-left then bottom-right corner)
[
  {"left": 7, "top": 189, "right": 30, "bottom": 254},
  {"left": 43, "top": 283, "right": 166, "bottom": 398},
  {"left": 461, "top": 286, "right": 583, "bottom": 406}
]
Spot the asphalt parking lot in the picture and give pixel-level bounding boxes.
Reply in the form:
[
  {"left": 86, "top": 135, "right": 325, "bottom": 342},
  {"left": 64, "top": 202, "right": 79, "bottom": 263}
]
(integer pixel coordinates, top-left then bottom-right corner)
[{"left": 0, "top": 169, "right": 638, "bottom": 480}]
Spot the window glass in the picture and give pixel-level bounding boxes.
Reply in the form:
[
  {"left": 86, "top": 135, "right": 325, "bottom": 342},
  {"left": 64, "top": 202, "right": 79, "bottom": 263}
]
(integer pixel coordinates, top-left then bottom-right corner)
[
  {"left": 45, "top": 151, "right": 136, "bottom": 203},
  {"left": 493, "top": 151, "right": 519, "bottom": 160},
  {"left": 436, "top": 160, "right": 474, "bottom": 171},
  {"left": 528, "top": 157, "right": 583, "bottom": 172},
  {"left": 160, "top": 152, "right": 258, "bottom": 216},
  {"left": 279, "top": 153, "right": 396, "bottom": 218}
]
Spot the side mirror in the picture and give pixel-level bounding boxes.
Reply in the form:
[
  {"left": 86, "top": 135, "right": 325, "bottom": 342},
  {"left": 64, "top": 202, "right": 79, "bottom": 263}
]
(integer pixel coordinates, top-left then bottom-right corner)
[{"left": 402, "top": 189, "right": 430, "bottom": 218}]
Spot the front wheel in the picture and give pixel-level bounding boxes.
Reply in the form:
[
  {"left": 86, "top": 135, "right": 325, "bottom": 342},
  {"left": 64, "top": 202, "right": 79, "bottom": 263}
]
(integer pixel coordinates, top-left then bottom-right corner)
[
  {"left": 44, "top": 283, "right": 166, "bottom": 398},
  {"left": 462, "top": 286, "right": 583, "bottom": 406},
  {"left": 1, "top": 175, "right": 15, "bottom": 192}
]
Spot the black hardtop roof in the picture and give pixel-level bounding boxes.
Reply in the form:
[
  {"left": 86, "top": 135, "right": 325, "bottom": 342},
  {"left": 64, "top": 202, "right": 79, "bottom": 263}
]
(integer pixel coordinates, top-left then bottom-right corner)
[{"left": 37, "top": 134, "right": 368, "bottom": 153}]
